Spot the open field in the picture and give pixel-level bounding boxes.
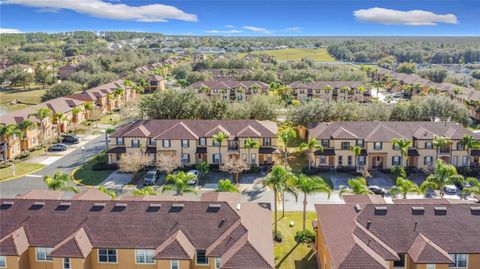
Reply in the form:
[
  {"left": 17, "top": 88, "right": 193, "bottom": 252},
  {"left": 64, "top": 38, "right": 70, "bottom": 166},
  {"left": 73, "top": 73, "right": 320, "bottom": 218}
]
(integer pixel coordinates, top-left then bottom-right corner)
[
  {"left": 274, "top": 211, "right": 318, "bottom": 269},
  {"left": 242, "top": 48, "right": 336, "bottom": 62},
  {"left": 0, "top": 86, "right": 47, "bottom": 114}
]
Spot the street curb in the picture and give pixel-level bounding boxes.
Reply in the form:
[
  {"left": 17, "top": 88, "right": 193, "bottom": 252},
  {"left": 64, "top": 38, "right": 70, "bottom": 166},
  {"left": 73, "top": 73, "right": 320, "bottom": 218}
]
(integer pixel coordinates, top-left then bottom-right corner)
[
  {"left": 0, "top": 165, "right": 46, "bottom": 183},
  {"left": 71, "top": 167, "right": 94, "bottom": 188}
]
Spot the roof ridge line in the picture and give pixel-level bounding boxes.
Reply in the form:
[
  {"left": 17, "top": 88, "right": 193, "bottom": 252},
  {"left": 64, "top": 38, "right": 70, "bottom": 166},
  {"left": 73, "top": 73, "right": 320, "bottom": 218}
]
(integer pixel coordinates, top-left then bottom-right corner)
[
  {"left": 352, "top": 235, "right": 390, "bottom": 269},
  {"left": 354, "top": 220, "right": 399, "bottom": 259}
]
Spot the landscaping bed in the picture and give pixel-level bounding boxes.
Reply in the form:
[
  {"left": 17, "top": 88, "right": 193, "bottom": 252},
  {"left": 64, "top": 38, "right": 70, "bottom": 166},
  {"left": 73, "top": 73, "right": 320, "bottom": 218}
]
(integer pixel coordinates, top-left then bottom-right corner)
[{"left": 73, "top": 153, "right": 115, "bottom": 186}]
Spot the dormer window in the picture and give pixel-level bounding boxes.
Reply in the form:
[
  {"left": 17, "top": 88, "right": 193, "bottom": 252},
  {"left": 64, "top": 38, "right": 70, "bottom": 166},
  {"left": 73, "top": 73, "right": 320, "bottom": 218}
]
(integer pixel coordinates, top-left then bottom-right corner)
[
  {"left": 182, "top": 139, "right": 189, "bottom": 148},
  {"left": 196, "top": 250, "right": 208, "bottom": 265},
  {"left": 263, "top": 138, "right": 271, "bottom": 146},
  {"left": 36, "top": 247, "right": 53, "bottom": 261},
  {"left": 116, "top": 137, "right": 124, "bottom": 145},
  {"left": 374, "top": 142, "right": 382, "bottom": 150},
  {"left": 425, "top": 142, "right": 433, "bottom": 149},
  {"left": 162, "top": 140, "right": 171, "bottom": 148},
  {"left": 199, "top": 137, "right": 206, "bottom": 146}
]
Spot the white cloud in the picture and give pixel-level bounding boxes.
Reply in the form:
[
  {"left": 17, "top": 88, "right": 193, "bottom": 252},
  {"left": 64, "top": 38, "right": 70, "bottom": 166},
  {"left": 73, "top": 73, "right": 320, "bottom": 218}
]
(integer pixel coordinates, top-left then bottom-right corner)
[
  {"left": 0, "top": 28, "right": 23, "bottom": 34},
  {"left": 204, "top": 29, "right": 243, "bottom": 34},
  {"left": 353, "top": 7, "right": 457, "bottom": 26},
  {"left": 242, "top": 26, "right": 272, "bottom": 34},
  {"left": 225, "top": 25, "right": 235, "bottom": 28},
  {"left": 3, "top": 0, "right": 197, "bottom": 22},
  {"left": 284, "top": 27, "right": 302, "bottom": 33}
]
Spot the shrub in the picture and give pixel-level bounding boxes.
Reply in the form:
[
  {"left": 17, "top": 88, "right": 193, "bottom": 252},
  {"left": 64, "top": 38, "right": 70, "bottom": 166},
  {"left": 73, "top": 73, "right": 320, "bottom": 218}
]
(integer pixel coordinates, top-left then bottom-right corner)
[
  {"left": 273, "top": 231, "right": 283, "bottom": 242},
  {"left": 92, "top": 163, "right": 118, "bottom": 171},
  {"left": 294, "top": 230, "right": 316, "bottom": 244},
  {"left": 19, "top": 150, "right": 30, "bottom": 159}
]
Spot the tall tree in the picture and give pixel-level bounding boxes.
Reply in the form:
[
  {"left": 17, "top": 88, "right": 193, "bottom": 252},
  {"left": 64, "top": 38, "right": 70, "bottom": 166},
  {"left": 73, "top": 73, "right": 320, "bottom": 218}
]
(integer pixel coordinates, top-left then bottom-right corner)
[
  {"left": 215, "top": 179, "right": 239, "bottom": 193},
  {"left": 162, "top": 171, "right": 197, "bottom": 196},
  {"left": 244, "top": 138, "right": 259, "bottom": 166},
  {"left": 350, "top": 145, "right": 363, "bottom": 171},
  {"left": 390, "top": 177, "right": 420, "bottom": 199},
  {"left": 392, "top": 138, "right": 412, "bottom": 167},
  {"left": 339, "top": 177, "right": 373, "bottom": 195},
  {"left": 293, "top": 174, "right": 331, "bottom": 231},
  {"left": 420, "top": 160, "right": 464, "bottom": 198},
  {"left": 34, "top": 107, "right": 52, "bottom": 143},
  {"left": 0, "top": 124, "right": 23, "bottom": 162},
  {"left": 459, "top": 134, "right": 479, "bottom": 168},
  {"left": 433, "top": 136, "right": 452, "bottom": 162},
  {"left": 213, "top": 131, "right": 229, "bottom": 164},
  {"left": 262, "top": 165, "right": 290, "bottom": 240},
  {"left": 279, "top": 127, "right": 297, "bottom": 167},
  {"left": 43, "top": 171, "right": 80, "bottom": 193},
  {"left": 299, "top": 139, "right": 322, "bottom": 171}
]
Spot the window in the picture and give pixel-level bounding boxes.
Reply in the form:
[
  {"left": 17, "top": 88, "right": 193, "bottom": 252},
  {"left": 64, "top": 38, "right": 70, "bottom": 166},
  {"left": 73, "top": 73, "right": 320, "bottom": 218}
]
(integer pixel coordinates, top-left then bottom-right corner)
[
  {"left": 453, "top": 156, "right": 458, "bottom": 166},
  {"left": 457, "top": 143, "right": 465, "bottom": 150},
  {"left": 196, "top": 250, "right": 208, "bottom": 265},
  {"left": 162, "top": 140, "right": 171, "bottom": 148},
  {"left": 338, "top": 156, "right": 343, "bottom": 166},
  {"left": 321, "top": 140, "right": 329, "bottom": 148},
  {"left": 425, "top": 142, "right": 433, "bottom": 149},
  {"left": 213, "top": 154, "right": 221, "bottom": 164},
  {"left": 98, "top": 248, "right": 117, "bottom": 263},
  {"left": 171, "top": 260, "right": 179, "bottom": 269},
  {"left": 0, "top": 256, "right": 6, "bottom": 268},
  {"left": 449, "top": 254, "right": 468, "bottom": 268},
  {"left": 393, "top": 144, "right": 400, "bottom": 150},
  {"left": 116, "top": 137, "right": 124, "bottom": 145},
  {"left": 424, "top": 156, "right": 433, "bottom": 166},
  {"left": 63, "top": 258, "right": 70, "bottom": 269},
  {"left": 213, "top": 140, "right": 220, "bottom": 147},
  {"left": 427, "top": 265, "right": 436, "bottom": 269},
  {"left": 392, "top": 156, "right": 401, "bottom": 166},
  {"left": 357, "top": 140, "right": 364, "bottom": 147},
  {"left": 316, "top": 89, "right": 321, "bottom": 93},
  {"left": 182, "top": 153, "right": 190, "bottom": 164},
  {"left": 136, "top": 249, "right": 154, "bottom": 264},
  {"left": 263, "top": 138, "right": 271, "bottom": 146},
  {"left": 300, "top": 89, "right": 305, "bottom": 93},
  {"left": 251, "top": 153, "right": 256, "bottom": 164},
  {"left": 131, "top": 139, "right": 140, "bottom": 148},
  {"left": 374, "top": 142, "right": 382, "bottom": 150},
  {"left": 116, "top": 153, "right": 122, "bottom": 161},
  {"left": 215, "top": 257, "right": 221, "bottom": 269},
  {"left": 242, "top": 153, "right": 247, "bottom": 162},
  {"left": 36, "top": 247, "right": 53, "bottom": 261},
  {"left": 358, "top": 156, "right": 366, "bottom": 166},
  {"left": 462, "top": 156, "right": 468, "bottom": 166},
  {"left": 181, "top": 139, "right": 189, "bottom": 148},
  {"left": 319, "top": 156, "right": 327, "bottom": 164},
  {"left": 347, "top": 156, "right": 352, "bottom": 166},
  {"left": 393, "top": 254, "right": 406, "bottom": 268},
  {"left": 341, "top": 142, "right": 351, "bottom": 150},
  {"left": 199, "top": 137, "right": 206, "bottom": 146},
  {"left": 148, "top": 138, "right": 156, "bottom": 146}
]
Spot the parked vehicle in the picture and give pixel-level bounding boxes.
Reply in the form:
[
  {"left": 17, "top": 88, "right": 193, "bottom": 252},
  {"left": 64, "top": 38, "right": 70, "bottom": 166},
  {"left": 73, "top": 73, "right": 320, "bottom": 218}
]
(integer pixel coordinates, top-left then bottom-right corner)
[
  {"left": 144, "top": 170, "right": 160, "bottom": 186},
  {"left": 61, "top": 134, "right": 80, "bottom": 144},
  {"left": 48, "top": 143, "right": 68, "bottom": 151},
  {"left": 444, "top": 184, "right": 458, "bottom": 194},
  {"left": 368, "top": 185, "right": 386, "bottom": 196},
  {"left": 186, "top": 170, "right": 199, "bottom": 185}
]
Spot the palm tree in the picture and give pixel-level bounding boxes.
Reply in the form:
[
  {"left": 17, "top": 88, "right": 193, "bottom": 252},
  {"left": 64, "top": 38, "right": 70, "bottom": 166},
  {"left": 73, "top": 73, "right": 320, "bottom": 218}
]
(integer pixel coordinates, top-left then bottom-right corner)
[
  {"left": 133, "top": 186, "right": 157, "bottom": 196},
  {"left": 279, "top": 127, "right": 296, "bottom": 167},
  {"left": 433, "top": 136, "right": 452, "bottom": 162},
  {"left": 339, "top": 177, "right": 373, "bottom": 195},
  {"left": 18, "top": 119, "right": 36, "bottom": 152},
  {"left": 460, "top": 134, "right": 479, "bottom": 167},
  {"left": 71, "top": 107, "right": 83, "bottom": 123},
  {"left": 420, "top": 160, "right": 463, "bottom": 198},
  {"left": 43, "top": 171, "right": 80, "bottom": 193},
  {"left": 0, "top": 124, "right": 23, "bottom": 163},
  {"left": 390, "top": 177, "right": 420, "bottom": 199},
  {"left": 276, "top": 86, "right": 292, "bottom": 107},
  {"left": 293, "top": 174, "right": 331, "bottom": 231},
  {"left": 162, "top": 171, "right": 197, "bottom": 195},
  {"left": 196, "top": 161, "right": 209, "bottom": 180},
  {"left": 299, "top": 139, "right": 322, "bottom": 171},
  {"left": 83, "top": 103, "right": 93, "bottom": 120},
  {"left": 452, "top": 87, "right": 462, "bottom": 100},
  {"left": 212, "top": 132, "right": 229, "bottom": 165},
  {"left": 35, "top": 107, "right": 52, "bottom": 143},
  {"left": 215, "top": 179, "right": 239, "bottom": 192},
  {"left": 370, "top": 80, "right": 383, "bottom": 97},
  {"left": 263, "top": 165, "right": 290, "bottom": 239},
  {"left": 244, "top": 138, "right": 259, "bottom": 166},
  {"left": 389, "top": 79, "right": 400, "bottom": 92},
  {"left": 200, "top": 85, "right": 212, "bottom": 98},
  {"left": 350, "top": 145, "right": 363, "bottom": 171},
  {"left": 392, "top": 138, "right": 412, "bottom": 167},
  {"left": 53, "top": 112, "right": 67, "bottom": 136}
]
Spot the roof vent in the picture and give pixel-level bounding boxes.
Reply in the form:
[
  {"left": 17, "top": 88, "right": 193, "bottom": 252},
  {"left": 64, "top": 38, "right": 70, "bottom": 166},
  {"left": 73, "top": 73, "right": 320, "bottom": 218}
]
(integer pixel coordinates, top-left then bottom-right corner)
[
  {"left": 30, "top": 202, "right": 45, "bottom": 210},
  {"left": 374, "top": 206, "right": 388, "bottom": 216},
  {"left": 471, "top": 207, "right": 480, "bottom": 215},
  {"left": 112, "top": 203, "right": 127, "bottom": 212},
  {"left": 0, "top": 201, "right": 13, "bottom": 210},
  {"left": 147, "top": 203, "right": 161, "bottom": 212},
  {"left": 434, "top": 206, "right": 447, "bottom": 216},
  {"left": 354, "top": 204, "right": 362, "bottom": 213},
  {"left": 56, "top": 202, "right": 71, "bottom": 211},
  {"left": 236, "top": 203, "right": 241, "bottom": 211},
  {"left": 367, "top": 220, "right": 372, "bottom": 229},
  {"left": 207, "top": 204, "right": 221, "bottom": 213},
  {"left": 170, "top": 204, "right": 184, "bottom": 212},
  {"left": 219, "top": 218, "right": 227, "bottom": 228},
  {"left": 412, "top": 207, "right": 425, "bottom": 215},
  {"left": 90, "top": 203, "right": 105, "bottom": 212}
]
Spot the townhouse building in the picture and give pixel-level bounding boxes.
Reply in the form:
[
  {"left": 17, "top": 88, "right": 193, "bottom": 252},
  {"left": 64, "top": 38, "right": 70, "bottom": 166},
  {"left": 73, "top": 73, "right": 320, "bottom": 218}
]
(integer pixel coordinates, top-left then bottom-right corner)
[
  {"left": 288, "top": 81, "right": 372, "bottom": 103},
  {"left": 0, "top": 193, "right": 274, "bottom": 269},
  {"left": 107, "top": 120, "right": 279, "bottom": 166},
  {"left": 308, "top": 121, "right": 480, "bottom": 170},
  {"left": 190, "top": 80, "right": 270, "bottom": 102},
  {"left": 199, "top": 69, "right": 252, "bottom": 79},
  {"left": 148, "top": 74, "right": 166, "bottom": 92},
  {"left": 314, "top": 201, "right": 480, "bottom": 269}
]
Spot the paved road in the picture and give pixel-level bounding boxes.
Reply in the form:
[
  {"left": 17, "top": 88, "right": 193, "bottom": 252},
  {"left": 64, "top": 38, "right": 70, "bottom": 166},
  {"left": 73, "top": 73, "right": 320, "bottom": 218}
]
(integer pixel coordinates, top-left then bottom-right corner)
[{"left": 0, "top": 135, "right": 105, "bottom": 198}]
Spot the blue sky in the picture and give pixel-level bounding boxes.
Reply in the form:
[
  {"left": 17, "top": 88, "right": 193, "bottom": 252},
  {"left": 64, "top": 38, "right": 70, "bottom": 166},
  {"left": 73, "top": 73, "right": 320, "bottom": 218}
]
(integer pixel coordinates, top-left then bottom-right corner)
[{"left": 0, "top": 0, "right": 478, "bottom": 36}]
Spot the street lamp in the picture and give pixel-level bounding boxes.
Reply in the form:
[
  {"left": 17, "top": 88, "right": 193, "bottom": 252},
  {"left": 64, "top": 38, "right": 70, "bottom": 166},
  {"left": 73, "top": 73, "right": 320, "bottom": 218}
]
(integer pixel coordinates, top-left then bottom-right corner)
[{"left": 81, "top": 146, "right": 85, "bottom": 166}]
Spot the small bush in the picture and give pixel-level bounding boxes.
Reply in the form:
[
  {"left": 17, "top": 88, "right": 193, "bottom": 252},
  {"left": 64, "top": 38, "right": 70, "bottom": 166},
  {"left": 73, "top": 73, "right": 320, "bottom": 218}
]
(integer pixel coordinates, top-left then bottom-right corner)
[
  {"left": 0, "top": 162, "right": 12, "bottom": 169},
  {"left": 294, "top": 230, "right": 316, "bottom": 244},
  {"left": 92, "top": 163, "right": 118, "bottom": 171},
  {"left": 248, "top": 165, "right": 261, "bottom": 173},
  {"left": 273, "top": 231, "right": 283, "bottom": 242},
  {"left": 19, "top": 151, "right": 30, "bottom": 159}
]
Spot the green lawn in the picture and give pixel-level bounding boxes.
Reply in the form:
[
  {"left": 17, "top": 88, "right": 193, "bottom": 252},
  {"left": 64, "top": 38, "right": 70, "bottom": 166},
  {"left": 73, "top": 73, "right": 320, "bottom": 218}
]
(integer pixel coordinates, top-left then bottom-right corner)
[
  {"left": 0, "top": 162, "right": 45, "bottom": 181},
  {"left": 73, "top": 153, "right": 115, "bottom": 186},
  {"left": 241, "top": 48, "right": 336, "bottom": 62},
  {"left": 0, "top": 86, "right": 47, "bottom": 113},
  {"left": 274, "top": 212, "right": 318, "bottom": 269}
]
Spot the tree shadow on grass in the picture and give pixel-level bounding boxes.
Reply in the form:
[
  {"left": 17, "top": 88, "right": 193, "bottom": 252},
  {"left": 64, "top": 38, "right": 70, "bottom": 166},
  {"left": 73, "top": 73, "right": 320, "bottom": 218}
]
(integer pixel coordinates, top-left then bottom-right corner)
[
  {"left": 276, "top": 243, "right": 299, "bottom": 268},
  {"left": 294, "top": 248, "right": 318, "bottom": 269}
]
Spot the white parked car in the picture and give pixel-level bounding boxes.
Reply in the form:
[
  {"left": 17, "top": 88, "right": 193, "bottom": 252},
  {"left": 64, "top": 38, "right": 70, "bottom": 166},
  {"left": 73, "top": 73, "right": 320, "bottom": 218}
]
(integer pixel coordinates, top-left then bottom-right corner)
[{"left": 444, "top": 184, "right": 457, "bottom": 194}]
